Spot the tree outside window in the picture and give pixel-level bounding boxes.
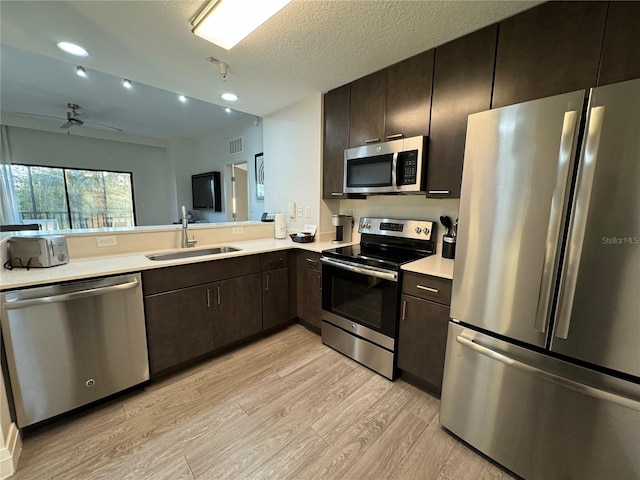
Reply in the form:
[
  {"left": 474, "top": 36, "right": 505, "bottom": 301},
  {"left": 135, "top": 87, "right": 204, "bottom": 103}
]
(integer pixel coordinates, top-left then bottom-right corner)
[{"left": 10, "top": 164, "right": 135, "bottom": 229}]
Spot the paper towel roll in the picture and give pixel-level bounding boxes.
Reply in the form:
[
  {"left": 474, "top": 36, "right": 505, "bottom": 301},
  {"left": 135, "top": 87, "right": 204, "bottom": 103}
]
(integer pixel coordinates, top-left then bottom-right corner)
[{"left": 274, "top": 213, "right": 287, "bottom": 239}]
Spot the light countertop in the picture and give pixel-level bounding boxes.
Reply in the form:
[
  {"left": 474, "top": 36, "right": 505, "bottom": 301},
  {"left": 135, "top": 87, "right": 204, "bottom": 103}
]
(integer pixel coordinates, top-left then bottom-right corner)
[
  {"left": 402, "top": 254, "right": 454, "bottom": 279},
  {"left": 1, "top": 237, "right": 454, "bottom": 291},
  {"left": 0, "top": 238, "right": 345, "bottom": 290}
]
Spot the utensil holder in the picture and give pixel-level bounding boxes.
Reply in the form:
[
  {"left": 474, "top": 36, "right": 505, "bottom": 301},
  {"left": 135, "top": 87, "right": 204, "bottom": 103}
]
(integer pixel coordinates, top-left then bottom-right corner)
[{"left": 442, "top": 235, "right": 456, "bottom": 259}]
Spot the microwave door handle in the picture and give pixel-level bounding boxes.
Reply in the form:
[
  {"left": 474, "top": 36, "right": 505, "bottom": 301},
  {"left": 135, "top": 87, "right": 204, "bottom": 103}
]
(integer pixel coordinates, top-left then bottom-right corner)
[{"left": 391, "top": 152, "right": 399, "bottom": 189}]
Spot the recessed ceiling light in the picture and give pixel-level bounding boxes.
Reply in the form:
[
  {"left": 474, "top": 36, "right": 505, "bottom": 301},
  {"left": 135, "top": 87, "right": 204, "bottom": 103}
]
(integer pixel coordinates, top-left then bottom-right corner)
[
  {"left": 76, "top": 65, "right": 87, "bottom": 78},
  {"left": 225, "top": 107, "right": 232, "bottom": 113},
  {"left": 57, "top": 41, "right": 89, "bottom": 57},
  {"left": 221, "top": 93, "right": 238, "bottom": 102},
  {"left": 192, "top": 0, "right": 292, "bottom": 50},
  {"left": 178, "top": 95, "right": 187, "bottom": 103},
  {"left": 123, "top": 79, "right": 132, "bottom": 89}
]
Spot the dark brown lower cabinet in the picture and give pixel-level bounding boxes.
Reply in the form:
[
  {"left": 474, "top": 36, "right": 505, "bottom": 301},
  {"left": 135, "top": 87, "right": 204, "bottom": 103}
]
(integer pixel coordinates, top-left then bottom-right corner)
[
  {"left": 262, "top": 267, "right": 290, "bottom": 330},
  {"left": 300, "top": 253, "right": 322, "bottom": 332},
  {"left": 213, "top": 273, "right": 263, "bottom": 349},
  {"left": 397, "top": 293, "right": 449, "bottom": 393},
  {"left": 144, "top": 284, "right": 213, "bottom": 375}
]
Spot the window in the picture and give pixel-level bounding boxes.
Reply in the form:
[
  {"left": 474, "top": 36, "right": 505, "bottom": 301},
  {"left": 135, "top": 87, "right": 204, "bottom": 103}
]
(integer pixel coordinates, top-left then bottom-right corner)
[{"left": 10, "top": 164, "right": 135, "bottom": 229}]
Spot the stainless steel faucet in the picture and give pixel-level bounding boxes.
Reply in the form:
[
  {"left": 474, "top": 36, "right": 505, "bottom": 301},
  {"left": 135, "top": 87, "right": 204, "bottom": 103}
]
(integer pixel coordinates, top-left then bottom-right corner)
[{"left": 181, "top": 206, "right": 197, "bottom": 248}]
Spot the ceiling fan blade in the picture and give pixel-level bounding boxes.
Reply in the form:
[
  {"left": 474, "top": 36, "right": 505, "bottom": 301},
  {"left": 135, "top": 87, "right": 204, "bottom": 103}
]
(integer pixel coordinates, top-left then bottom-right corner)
[
  {"left": 84, "top": 120, "right": 123, "bottom": 132},
  {"left": 59, "top": 121, "right": 74, "bottom": 129},
  {"left": 14, "top": 111, "right": 65, "bottom": 121}
]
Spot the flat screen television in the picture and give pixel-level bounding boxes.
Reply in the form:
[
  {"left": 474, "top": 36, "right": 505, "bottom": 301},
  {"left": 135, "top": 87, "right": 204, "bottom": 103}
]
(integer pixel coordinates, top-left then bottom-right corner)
[{"left": 192, "top": 171, "right": 222, "bottom": 211}]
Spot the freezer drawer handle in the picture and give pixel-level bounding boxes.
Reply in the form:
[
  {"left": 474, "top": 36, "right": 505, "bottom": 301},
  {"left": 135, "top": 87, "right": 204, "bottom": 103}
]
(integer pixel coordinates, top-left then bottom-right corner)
[
  {"left": 3, "top": 279, "right": 139, "bottom": 310},
  {"left": 456, "top": 330, "right": 639, "bottom": 411},
  {"left": 416, "top": 285, "right": 438, "bottom": 293},
  {"left": 555, "top": 106, "right": 606, "bottom": 339}
]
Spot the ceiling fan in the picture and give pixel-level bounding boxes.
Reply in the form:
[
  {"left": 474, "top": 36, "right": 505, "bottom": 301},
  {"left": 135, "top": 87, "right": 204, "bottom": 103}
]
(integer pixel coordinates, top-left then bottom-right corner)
[{"left": 15, "top": 103, "right": 123, "bottom": 132}]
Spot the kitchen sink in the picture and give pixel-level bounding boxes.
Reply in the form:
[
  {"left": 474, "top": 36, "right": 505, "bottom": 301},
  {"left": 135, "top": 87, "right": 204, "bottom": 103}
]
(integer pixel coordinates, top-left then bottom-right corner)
[{"left": 145, "top": 246, "right": 241, "bottom": 261}]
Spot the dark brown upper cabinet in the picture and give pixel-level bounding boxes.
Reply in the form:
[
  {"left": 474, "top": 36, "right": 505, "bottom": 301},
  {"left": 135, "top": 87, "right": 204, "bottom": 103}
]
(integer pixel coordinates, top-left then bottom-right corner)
[
  {"left": 349, "top": 69, "right": 387, "bottom": 147},
  {"left": 493, "top": 1, "right": 608, "bottom": 108},
  {"left": 427, "top": 25, "right": 498, "bottom": 198},
  {"left": 598, "top": 1, "right": 640, "bottom": 86},
  {"left": 322, "top": 84, "right": 350, "bottom": 199},
  {"left": 385, "top": 50, "right": 434, "bottom": 140}
]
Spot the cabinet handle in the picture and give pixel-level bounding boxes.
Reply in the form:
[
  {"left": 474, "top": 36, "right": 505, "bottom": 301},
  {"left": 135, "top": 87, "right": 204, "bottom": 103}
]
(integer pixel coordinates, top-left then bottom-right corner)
[
  {"left": 386, "top": 133, "right": 403, "bottom": 140},
  {"left": 318, "top": 274, "right": 322, "bottom": 291},
  {"left": 331, "top": 192, "right": 344, "bottom": 197},
  {"left": 428, "top": 190, "right": 450, "bottom": 195},
  {"left": 401, "top": 300, "right": 407, "bottom": 321},
  {"left": 216, "top": 285, "right": 221, "bottom": 305},
  {"left": 364, "top": 138, "right": 381, "bottom": 144},
  {"left": 417, "top": 285, "right": 439, "bottom": 294},
  {"left": 306, "top": 258, "right": 318, "bottom": 265},
  {"left": 265, "top": 274, "right": 270, "bottom": 292},
  {"left": 206, "top": 288, "right": 211, "bottom": 307}
]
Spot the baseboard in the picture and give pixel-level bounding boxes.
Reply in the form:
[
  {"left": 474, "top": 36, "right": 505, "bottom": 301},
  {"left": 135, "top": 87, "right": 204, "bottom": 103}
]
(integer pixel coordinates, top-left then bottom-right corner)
[{"left": 0, "top": 423, "right": 21, "bottom": 479}]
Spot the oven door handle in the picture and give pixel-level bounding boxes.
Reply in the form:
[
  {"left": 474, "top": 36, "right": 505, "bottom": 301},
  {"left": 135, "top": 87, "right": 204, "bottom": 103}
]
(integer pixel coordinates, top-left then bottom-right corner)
[{"left": 321, "top": 257, "right": 398, "bottom": 282}]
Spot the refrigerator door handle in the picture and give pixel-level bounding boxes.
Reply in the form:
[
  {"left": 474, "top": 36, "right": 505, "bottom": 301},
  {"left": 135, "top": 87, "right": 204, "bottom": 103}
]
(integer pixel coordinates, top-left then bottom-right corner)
[
  {"left": 534, "top": 110, "right": 579, "bottom": 333},
  {"left": 555, "top": 106, "right": 606, "bottom": 339},
  {"left": 456, "top": 329, "right": 639, "bottom": 411}
]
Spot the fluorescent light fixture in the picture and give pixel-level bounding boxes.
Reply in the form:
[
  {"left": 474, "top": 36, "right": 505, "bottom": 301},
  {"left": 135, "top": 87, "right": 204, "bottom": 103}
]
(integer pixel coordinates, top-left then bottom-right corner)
[
  {"left": 221, "top": 93, "right": 238, "bottom": 102},
  {"left": 123, "top": 79, "right": 132, "bottom": 89},
  {"left": 57, "top": 41, "right": 89, "bottom": 57},
  {"left": 178, "top": 95, "right": 187, "bottom": 103},
  {"left": 192, "top": 0, "right": 292, "bottom": 50},
  {"left": 76, "top": 65, "right": 87, "bottom": 77}
]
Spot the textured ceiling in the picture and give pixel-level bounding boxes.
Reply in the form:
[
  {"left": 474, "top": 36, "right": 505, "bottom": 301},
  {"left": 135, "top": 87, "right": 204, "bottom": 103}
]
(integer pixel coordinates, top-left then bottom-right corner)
[{"left": 0, "top": 0, "right": 541, "bottom": 136}]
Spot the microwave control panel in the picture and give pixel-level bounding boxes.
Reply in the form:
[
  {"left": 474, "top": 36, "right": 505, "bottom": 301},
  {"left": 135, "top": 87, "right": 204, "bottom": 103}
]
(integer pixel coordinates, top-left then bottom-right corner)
[{"left": 398, "top": 150, "right": 419, "bottom": 185}]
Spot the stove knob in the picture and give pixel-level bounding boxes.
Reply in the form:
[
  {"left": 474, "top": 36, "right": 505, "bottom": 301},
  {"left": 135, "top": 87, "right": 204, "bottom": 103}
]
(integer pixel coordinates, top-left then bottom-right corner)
[
  {"left": 415, "top": 227, "right": 422, "bottom": 234},
  {"left": 366, "top": 223, "right": 372, "bottom": 229},
  {"left": 423, "top": 227, "right": 430, "bottom": 235}
]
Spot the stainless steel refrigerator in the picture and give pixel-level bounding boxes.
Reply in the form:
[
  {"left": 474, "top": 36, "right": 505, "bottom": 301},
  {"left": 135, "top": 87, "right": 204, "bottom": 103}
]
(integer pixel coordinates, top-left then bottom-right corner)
[{"left": 440, "top": 78, "right": 639, "bottom": 480}]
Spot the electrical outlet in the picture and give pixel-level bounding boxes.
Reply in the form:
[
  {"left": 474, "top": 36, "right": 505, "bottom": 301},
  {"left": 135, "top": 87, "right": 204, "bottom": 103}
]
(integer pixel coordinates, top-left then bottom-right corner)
[
  {"left": 297, "top": 207, "right": 303, "bottom": 218},
  {"left": 232, "top": 227, "right": 244, "bottom": 234},
  {"left": 96, "top": 236, "right": 117, "bottom": 247},
  {"left": 304, "top": 206, "right": 311, "bottom": 218}
]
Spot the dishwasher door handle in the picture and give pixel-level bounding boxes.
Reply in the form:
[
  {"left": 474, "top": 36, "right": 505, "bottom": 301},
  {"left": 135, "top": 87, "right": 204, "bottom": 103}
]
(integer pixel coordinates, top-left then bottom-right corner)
[{"left": 3, "top": 278, "right": 140, "bottom": 310}]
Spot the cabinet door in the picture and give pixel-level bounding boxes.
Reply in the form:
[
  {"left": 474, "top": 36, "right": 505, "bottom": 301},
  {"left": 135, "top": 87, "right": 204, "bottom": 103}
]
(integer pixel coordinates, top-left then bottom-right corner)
[
  {"left": 493, "top": 1, "right": 608, "bottom": 108},
  {"left": 397, "top": 294, "right": 449, "bottom": 392},
  {"left": 302, "top": 266, "right": 322, "bottom": 331},
  {"left": 385, "top": 50, "right": 434, "bottom": 140},
  {"left": 262, "top": 267, "right": 289, "bottom": 330},
  {"left": 349, "top": 69, "right": 387, "bottom": 147},
  {"left": 213, "top": 273, "right": 263, "bottom": 349},
  {"left": 144, "top": 285, "right": 213, "bottom": 375},
  {"left": 598, "top": 1, "right": 640, "bottom": 86},
  {"left": 323, "top": 84, "right": 351, "bottom": 199},
  {"left": 427, "top": 25, "right": 497, "bottom": 198}
]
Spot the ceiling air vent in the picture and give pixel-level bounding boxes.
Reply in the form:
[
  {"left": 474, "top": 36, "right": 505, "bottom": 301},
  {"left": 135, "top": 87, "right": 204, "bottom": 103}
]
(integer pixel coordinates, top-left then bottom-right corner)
[{"left": 229, "top": 137, "right": 243, "bottom": 155}]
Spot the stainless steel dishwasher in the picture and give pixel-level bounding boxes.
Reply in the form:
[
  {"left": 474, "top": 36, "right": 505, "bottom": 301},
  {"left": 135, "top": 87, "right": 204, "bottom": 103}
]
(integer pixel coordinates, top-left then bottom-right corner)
[{"left": 1, "top": 273, "right": 149, "bottom": 427}]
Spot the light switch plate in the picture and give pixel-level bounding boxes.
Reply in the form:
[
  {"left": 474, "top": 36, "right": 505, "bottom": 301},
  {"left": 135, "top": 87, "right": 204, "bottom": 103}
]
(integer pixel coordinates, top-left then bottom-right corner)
[
  {"left": 304, "top": 206, "right": 311, "bottom": 218},
  {"left": 297, "top": 207, "right": 303, "bottom": 218}
]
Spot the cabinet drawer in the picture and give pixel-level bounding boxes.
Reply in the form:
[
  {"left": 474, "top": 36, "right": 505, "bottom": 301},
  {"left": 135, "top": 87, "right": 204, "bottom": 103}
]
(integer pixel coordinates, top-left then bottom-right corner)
[
  {"left": 301, "top": 252, "right": 322, "bottom": 271},
  {"left": 402, "top": 272, "right": 452, "bottom": 305},
  {"left": 262, "top": 251, "right": 288, "bottom": 270}
]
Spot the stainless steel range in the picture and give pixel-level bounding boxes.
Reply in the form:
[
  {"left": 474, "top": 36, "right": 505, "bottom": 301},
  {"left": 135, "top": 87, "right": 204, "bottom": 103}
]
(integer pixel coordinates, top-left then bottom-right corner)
[{"left": 321, "top": 217, "right": 436, "bottom": 379}]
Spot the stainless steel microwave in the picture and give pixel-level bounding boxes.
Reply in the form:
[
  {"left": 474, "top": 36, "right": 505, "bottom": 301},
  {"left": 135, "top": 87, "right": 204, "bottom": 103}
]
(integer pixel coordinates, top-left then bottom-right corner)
[{"left": 343, "top": 136, "right": 427, "bottom": 194}]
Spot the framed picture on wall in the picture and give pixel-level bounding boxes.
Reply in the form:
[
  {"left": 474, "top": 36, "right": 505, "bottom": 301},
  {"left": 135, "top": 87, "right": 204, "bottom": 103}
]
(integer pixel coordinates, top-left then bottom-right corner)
[{"left": 255, "top": 152, "right": 264, "bottom": 200}]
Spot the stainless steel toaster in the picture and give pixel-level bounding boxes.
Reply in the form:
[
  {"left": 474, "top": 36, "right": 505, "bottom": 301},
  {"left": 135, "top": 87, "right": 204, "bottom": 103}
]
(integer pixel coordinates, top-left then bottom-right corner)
[{"left": 8, "top": 235, "right": 69, "bottom": 268}]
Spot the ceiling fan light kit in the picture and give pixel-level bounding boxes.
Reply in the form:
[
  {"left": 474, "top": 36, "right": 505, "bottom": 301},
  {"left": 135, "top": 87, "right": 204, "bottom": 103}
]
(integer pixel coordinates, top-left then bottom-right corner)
[{"left": 191, "top": 0, "right": 291, "bottom": 50}]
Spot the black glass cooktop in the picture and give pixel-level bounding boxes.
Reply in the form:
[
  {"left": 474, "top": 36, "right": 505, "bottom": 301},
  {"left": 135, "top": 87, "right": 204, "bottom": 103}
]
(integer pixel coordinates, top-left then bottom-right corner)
[{"left": 322, "top": 242, "right": 432, "bottom": 270}]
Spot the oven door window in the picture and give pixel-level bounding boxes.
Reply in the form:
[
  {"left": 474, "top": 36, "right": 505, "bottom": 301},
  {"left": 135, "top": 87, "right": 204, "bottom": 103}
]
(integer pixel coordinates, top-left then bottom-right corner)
[
  {"left": 323, "top": 265, "right": 398, "bottom": 338},
  {"left": 346, "top": 154, "right": 393, "bottom": 188}
]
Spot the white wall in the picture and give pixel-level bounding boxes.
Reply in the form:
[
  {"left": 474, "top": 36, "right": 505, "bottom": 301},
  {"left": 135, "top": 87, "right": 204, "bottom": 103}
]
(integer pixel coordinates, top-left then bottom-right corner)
[
  {"left": 186, "top": 114, "right": 264, "bottom": 223},
  {"left": 4, "top": 126, "right": 173, "bottom": 225},
  {"left": 263, "top": 94, "right": 323, "bottom": 232}
]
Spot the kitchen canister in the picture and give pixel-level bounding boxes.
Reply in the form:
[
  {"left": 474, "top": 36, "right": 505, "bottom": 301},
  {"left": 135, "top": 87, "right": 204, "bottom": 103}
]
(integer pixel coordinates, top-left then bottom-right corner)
[
  {"left": 442, "top": 235, "right": 456, "bottom": 259},
  {"left": 274, "top": 213, "right": 287, "bottom": 239}
]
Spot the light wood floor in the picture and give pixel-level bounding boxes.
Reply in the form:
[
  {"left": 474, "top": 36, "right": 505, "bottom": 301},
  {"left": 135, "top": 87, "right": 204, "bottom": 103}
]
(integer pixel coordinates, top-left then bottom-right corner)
[{"left": 12, "top": 324, "right": 516, "bottom": 480}]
